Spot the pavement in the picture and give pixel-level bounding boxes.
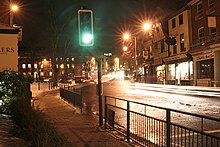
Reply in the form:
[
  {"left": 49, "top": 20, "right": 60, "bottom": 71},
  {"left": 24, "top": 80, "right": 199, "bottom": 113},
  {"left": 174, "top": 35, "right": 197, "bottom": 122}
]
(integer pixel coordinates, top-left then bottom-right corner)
[{"left": 31, "top": 84, "right": 131, "bottom": 147}]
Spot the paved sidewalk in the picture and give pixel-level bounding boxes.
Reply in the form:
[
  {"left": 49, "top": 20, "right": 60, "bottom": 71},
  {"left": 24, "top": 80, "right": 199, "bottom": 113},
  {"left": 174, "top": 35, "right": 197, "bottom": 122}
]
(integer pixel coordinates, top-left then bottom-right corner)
[
  {"left": 32, "top": 88, "right": 130, "bottom": 147},
  {"left": 0, "top": 114, "right": 28, "bottom": 147}
]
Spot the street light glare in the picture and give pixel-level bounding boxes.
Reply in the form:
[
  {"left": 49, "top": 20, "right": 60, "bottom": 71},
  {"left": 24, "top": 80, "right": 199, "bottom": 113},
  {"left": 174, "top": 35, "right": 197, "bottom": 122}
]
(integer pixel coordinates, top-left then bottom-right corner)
[
  {"left": 143, "top": 22, "right": 151, "bottom": 31},
  {"left": 123, "top": 33, "right": 130, "bottom": 40},
  {"left": 11, "top": 5, "right": 18, "bottom": 12},
  {"left": 123, "top": 46, "right": 128, "bottom": 51}
]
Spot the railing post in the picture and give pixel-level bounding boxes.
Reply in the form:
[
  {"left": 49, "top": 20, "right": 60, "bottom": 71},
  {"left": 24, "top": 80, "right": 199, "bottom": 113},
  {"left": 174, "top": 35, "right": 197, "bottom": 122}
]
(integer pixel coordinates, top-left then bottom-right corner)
[
  {"left": 166, "top": 109, "right": 171, "bottom": 147},
  {"left": 105, "top": 96, "right": 107, "bottom": 128},
  {"left": 127, "top": 101, "right": 130, "bottom": 142}
]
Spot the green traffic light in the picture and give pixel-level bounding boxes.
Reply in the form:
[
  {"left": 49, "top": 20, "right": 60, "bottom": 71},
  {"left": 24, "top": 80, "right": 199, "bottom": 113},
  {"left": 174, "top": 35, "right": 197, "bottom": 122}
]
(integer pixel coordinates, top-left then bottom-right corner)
[{"left": 83, "top": 33, "right": 93, "bottom": 44}]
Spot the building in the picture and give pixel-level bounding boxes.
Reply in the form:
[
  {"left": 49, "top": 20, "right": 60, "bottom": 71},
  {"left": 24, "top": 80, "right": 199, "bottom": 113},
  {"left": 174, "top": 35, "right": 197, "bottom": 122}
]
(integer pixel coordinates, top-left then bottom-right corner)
[
  {"left": 189, "top": 0, "right": 220, "bottom": 86},
  {"left": 163, "top": 6, "right": 193, "bottom": 85}
]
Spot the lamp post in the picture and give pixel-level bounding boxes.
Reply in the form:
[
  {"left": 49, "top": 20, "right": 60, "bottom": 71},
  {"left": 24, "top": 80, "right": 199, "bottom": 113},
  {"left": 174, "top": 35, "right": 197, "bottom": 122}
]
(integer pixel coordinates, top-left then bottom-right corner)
[
  {"left": 10, "top": 3, "right": 18, "bottom": 26},
  {"left": 123, "top": 33, "right": 138, "bottom": 80}
]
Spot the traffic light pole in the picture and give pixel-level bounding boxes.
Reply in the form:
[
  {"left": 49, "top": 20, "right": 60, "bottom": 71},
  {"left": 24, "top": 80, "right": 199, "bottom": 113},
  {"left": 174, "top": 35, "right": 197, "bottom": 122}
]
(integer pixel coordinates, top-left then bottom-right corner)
[{"left": 97, "top": 58, "right": 103, "bottom": 127}]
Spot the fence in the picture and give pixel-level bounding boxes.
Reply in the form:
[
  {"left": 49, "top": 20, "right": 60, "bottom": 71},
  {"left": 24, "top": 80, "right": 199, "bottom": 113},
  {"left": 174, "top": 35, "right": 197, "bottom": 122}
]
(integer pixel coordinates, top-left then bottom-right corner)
[
  {"left": 104, "top": 96, "right": 220, "bottom": 147},
  {"left": 60, "top": 87, "right": 83, "bottom": 113}
]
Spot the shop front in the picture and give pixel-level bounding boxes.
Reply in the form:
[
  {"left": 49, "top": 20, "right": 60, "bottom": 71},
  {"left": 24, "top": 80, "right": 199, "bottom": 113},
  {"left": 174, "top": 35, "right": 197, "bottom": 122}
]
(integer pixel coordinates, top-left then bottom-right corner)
[
  {"left": 192, "top": 50, "right": 215, "bottom": 86},
  {"left": 164, "top": 54, "right": 193, "bottom": 85}
]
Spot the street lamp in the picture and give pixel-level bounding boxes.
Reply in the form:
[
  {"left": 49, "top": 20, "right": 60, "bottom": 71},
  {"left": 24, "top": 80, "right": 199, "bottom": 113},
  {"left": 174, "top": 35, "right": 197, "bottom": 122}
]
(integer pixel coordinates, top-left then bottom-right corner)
[
  {"left": 143, "top": 22, "right": 152, "bottom": 32},
  {"left": 123, "top": 33, "right": 137, "bottom": 78},
  {"left": 10, "top": 4, "right": 19, "bottom": 26}
]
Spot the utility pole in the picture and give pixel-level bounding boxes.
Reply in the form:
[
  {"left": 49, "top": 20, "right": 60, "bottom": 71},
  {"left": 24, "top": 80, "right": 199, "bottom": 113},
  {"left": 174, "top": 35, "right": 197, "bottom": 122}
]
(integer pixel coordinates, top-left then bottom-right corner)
[{"left": 97, "top": 58, "right": 103, "bottom": 126}]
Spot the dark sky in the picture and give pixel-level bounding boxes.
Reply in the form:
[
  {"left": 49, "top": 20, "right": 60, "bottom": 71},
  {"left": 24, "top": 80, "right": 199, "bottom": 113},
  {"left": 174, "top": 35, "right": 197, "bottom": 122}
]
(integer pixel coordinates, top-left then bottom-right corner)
[{"left": 15, "top": 0, "right": 189, "bottom": 55}]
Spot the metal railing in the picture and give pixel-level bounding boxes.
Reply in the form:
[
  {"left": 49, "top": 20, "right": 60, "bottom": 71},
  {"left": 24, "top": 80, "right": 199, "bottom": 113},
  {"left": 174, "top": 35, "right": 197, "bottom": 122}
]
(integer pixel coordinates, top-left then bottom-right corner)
[
  {"left": 60, "top": 87, "right": 83, "bottom": 113},
  {"left": 104, "top": 96, "right": 220, "bottom": 147}
]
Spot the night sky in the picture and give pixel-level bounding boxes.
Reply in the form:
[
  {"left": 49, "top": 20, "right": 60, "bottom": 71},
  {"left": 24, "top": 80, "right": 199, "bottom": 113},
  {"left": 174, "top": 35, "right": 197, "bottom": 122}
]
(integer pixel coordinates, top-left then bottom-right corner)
[{"left": 14, "top": 0, "right": 189, "bottom": 55}]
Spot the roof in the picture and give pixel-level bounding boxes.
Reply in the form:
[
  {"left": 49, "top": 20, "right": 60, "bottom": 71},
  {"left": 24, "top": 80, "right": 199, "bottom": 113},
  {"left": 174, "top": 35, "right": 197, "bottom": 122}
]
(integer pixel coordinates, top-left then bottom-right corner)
[{"left": 0, "top": 23, "right": 19, "bottom": 34}]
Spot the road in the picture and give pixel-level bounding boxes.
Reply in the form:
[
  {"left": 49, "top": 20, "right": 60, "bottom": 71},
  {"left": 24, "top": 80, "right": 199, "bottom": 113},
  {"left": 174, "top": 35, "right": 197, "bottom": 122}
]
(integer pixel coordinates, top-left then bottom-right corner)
[
  {"left": 101, "top": 77, "right": 220, "bottom": 118},
  {"left": 32, "top": 76, "right": 220, "bottom": 145}
]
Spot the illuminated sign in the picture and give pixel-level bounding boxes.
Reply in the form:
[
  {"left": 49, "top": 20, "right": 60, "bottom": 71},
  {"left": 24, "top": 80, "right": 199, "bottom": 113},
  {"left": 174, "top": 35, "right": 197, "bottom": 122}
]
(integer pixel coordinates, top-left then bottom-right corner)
[{"left": 195, "top": 53, "right": 214, "bottom": 61}]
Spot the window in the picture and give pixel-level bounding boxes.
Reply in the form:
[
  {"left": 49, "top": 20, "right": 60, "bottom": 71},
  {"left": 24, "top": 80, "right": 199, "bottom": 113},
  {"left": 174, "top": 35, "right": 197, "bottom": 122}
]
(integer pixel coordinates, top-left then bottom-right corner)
[
  {"left": 72, "top": 58, "right": 74, "bottom": 61},
  {"left": 67, "top": 58, "right": 69, "bottom": 61},
  {"left": 198, "top": 27, "right": 205, "bottom": 43},
  {"left": 179, "top": 14, "right": 183, "bottom": 25},
  {"left": 210, "top": 27, "right": 216, "bottom": 36},
  {"left": 173, "top": 44, "right": 177, "bottom": 55},
  {"left": 160, "top": 40, "right": 165, "bottom": 53},
  {"left": 34, "top": 64, "right": 38, "bottom": 69},
  {"left": 60, "top": 64, "right": 64, "bottom": 69},
  {"left": 196, "top": 1, "right": 203, "bottom": 19},
  {"left": 197, "top": 59, "right": 214, "bottom": 79},
  {"left": 72, "top": 64, "right": 75, "bottom": 68},
  {"left": 180, "top": 33, "right": 185, "bottom": 52},
  {"left": 22, "top": 64, "right": 26, "bottom": 69},
  {"left": 172, "top": 18, "right": 176, "bottom": 28},
  {"left": 208, "top": 0, "right": 215, "bottom": 13},
  {"left": 28, "top": 64, "right": 31, "bottom": 69}
]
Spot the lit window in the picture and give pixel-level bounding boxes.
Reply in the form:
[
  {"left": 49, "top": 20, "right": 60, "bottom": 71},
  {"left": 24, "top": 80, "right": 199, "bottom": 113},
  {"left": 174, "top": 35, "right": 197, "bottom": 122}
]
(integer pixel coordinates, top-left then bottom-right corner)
[
  {"left": 60, "top": 64, "right": 64, "bottom": 69},
  {"left": 72, "top": 64, "right": 75, "bottom": 68},
  {"left": 28, "top": 72, "right": 31, "bottom": 75},
  {"left": 22, "top": 64, "right": 26, "bottom": 69},
  {"left": 67, "top": 58, "right": 69, "bottom": 61},
  {"left": 40, "top": 72, "right": 44, "bottom": 76},
  {"left": 180, "top": 33, "right": 185, "bottom": 52},
  {"left": 28, "top": 64, "right": 31, "bottom": 69},
  {"left": 56, "top": 64, "right": 58, "bottom": 69},
  {"left": 40, "top": 64, "right": 43, "bottom": 69},
  {"left": 56, "top": 58, "right": 58, "bottom": 61},
  {"left": 67, "top": 64, "right": 70, "bottom": 68},
  {"left": 72, "top": 58, "right": 74, "bottom": 61},
  {"left": 34, "top": 64, "right": 38, "bottom": 69},
  {"left": 49, "top": 72, "right": 52, "bottom": 76},
  {"left": 60, "top": 58, "right": 62, "bottom": 61}
]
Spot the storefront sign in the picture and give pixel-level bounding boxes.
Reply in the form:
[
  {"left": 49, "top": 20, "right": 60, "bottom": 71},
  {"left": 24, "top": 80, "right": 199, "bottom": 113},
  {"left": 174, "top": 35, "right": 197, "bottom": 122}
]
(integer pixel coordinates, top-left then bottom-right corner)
[
  {"left": 0, "top": 47, "right": 15, "bottom": 54},
  {"left": 195, "top": 53, "right": 214, "bottom": 61},
  {"left": 163, "top": 54, "right": 187, "bottom": 63},
  {"left": 0, "top": 33, "right": 18, "bottom": 72}
]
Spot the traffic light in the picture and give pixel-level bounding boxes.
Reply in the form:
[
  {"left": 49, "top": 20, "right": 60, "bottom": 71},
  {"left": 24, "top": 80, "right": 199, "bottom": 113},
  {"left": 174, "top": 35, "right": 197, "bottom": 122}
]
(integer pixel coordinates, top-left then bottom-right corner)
[{"left": 78, "top": 9, "right": 94, "bottom": 46}]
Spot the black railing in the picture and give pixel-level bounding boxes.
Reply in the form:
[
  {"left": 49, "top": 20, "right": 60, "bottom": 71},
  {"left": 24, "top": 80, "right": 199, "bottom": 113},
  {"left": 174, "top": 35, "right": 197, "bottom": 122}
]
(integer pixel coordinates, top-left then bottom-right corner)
[
  {"left": 104, "top": 96, "right": 220, "bottom": 147},
  {"left": 60, "top": 87, "right": 83, "bottom": 113}
]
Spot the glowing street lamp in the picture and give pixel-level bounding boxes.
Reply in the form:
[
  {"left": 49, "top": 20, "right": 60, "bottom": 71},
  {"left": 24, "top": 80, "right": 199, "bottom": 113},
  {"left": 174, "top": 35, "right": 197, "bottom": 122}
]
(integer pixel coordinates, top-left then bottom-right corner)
[
  {"left": 10, "top": 4, "right": 19, "bottom": 26},
  {"left": 123, "top": 33, "right": 130, "bottom": 40},
  {"left": 143, "top": 22, "right": 152, "bottom": 31},
  {"left": 11, "top": 5, "right": 18, "bottom": 12},
  {"left": 123, "top": 46, "right": 128, "bottom": 52}
]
